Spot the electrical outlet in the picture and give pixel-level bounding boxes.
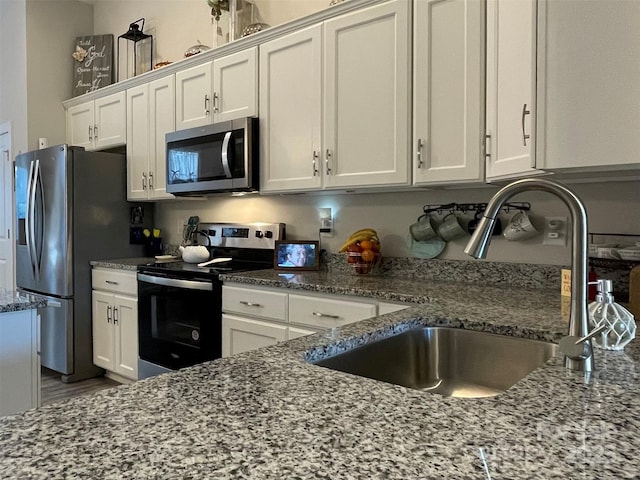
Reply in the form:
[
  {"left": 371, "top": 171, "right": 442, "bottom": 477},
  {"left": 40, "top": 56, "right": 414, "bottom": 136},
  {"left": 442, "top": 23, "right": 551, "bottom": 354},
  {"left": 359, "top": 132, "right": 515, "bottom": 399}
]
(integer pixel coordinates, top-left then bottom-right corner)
[
  {"left": 177, "top": 219, "right": 185, "bottom": 235},
  {"left": 543, "top": 216, "right": 568, "bottom": 246}
]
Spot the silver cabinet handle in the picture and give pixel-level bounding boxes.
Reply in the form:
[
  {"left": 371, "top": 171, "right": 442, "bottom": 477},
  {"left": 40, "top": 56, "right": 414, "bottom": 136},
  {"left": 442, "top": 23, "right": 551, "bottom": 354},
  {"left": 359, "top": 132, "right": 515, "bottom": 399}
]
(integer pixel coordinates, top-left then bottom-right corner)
[
  {"left": 204, "top": 95, "right": 210, "bottom": 116},
  {"left": 312, "top": 311, "right": 341, "bottom": 319},
  {"left": 417, "top": 138, "right": 424, "bottom": 168},
  {"left": 312, "top": 150, "right": 319, "bottom": 176},
  {"left": 149, "top": 171, "right": 154, "bottom": 189},
  {"left": 94, "top": 124, "right": 98, "bottom": 139},
  {"left": 213, "top": 92, "right": 219, "bottom": 113},
  {"left": 107, "top": 305, "right": 112, "bottom": 323},
  {"left": 521, "top": 103, "right": 531, "bottom": 146},
  {"left": 142, "top": 172, "right": 147, "bottom": 190},
  {"left": 88, "top": 125, "right": 93, "bottom": 141},
  {"left": 240, "top": 301, "right": 263, "bottom": 308},
  {"left": 105, "top": 280, "right": 119, "bottom": 285},
  {"left": 325, "top": 149, "right": 332, "bottom": 175},
  {"left": 113, "top": 306, "right": 119, "bottom": 325},
  {"left": 485, "top": 133, "right": 492, "bottom": 159}
]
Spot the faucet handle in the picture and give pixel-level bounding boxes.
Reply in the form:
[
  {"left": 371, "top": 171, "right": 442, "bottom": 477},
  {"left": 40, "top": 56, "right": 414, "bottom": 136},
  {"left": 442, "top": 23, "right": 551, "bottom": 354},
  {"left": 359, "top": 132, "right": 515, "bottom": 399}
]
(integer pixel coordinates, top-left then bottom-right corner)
[{"left": 559, "top": 324, "right": 608, "bottom": 360}]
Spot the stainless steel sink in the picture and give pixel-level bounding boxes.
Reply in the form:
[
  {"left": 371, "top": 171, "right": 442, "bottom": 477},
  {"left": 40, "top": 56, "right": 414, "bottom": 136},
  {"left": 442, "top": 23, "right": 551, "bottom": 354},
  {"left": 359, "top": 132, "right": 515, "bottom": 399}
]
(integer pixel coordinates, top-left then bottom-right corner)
[{"left": 314, "top": 327, "right": 558, "bottom": 398}]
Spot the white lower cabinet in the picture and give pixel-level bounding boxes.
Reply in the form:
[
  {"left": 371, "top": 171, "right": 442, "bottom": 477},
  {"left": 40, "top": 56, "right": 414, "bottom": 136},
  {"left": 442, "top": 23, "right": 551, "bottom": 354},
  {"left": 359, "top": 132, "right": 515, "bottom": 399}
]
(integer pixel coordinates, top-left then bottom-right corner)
[
  {"left": 0, "top": 309, "right": 40, "bottom": 416},
  {"left": 222, "top": 283, "right": 408, "bottom": 358},
  {"left": 91, "top": 268, "right": 138, "bottom": 382},
  {"left": 221, "top": 314, "right": 287, "bottom": 357}
]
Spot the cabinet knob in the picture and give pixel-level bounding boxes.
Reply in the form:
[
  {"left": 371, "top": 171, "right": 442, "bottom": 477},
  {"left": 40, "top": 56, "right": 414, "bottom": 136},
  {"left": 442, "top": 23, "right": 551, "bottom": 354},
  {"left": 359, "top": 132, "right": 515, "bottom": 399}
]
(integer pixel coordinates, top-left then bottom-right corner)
[{"left": 417, "top": 139, "right": 424, "bottom": 168}]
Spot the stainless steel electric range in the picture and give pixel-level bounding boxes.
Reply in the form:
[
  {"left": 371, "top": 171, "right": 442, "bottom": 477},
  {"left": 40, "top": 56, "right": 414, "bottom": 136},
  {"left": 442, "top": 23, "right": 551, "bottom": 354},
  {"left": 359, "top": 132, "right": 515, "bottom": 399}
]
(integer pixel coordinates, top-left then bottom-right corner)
[{"left": 137, "top": 222, "right": 285, "bottom": 379}]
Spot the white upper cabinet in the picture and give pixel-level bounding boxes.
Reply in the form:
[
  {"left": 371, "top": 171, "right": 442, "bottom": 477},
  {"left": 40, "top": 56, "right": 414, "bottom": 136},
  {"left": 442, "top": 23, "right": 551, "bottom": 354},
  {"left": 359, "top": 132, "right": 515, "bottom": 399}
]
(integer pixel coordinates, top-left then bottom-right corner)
[
  {"left": 322, "top": 0, "right": 410, "bottom": 189},
  {"left": 485, "top": 0, "right": 544, "bottom": 182},
  {"left": 66, "top": 91, "right": 126, "bottom": 151},
  {"left": 260, "top": 25, "right": 324, "bottom": 192},
  {"left": 175, "top": 48, "right": 258, "bottom": 131},
  {"left": 175, "top": 62, "right": 213, "bottom": 130},
  {"left": 213, "top": 47, "right": 258, "bottom": 122},
  {"left": 413, "top": 0, "right": 485, "bottom": 186},
  {"left": 536, "top": 0, "right": 640, "bottom": 174},
  {"left": 260, "top": 0, "right": 411, "bottom": 193},
  {"left": 126, "top": 75, "right": 175, "bottom": 201}
]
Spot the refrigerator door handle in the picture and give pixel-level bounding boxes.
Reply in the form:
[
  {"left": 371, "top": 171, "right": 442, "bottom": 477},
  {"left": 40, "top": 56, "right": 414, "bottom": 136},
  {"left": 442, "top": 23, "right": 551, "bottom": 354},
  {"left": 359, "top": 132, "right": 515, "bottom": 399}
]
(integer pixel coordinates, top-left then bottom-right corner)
[
  {"left": 32, "top": 159, "right": 44, "bottom": 278},
  {"left": 26, "top": 160, "right": 38, "bottom": 280}
]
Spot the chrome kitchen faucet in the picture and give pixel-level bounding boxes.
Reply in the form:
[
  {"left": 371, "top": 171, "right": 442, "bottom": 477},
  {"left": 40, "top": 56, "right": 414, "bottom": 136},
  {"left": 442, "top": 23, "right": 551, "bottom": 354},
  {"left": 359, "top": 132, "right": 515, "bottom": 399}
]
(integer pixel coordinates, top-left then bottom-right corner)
[{"left": 464, "top": 178, "right": 598, "bottom": 372}]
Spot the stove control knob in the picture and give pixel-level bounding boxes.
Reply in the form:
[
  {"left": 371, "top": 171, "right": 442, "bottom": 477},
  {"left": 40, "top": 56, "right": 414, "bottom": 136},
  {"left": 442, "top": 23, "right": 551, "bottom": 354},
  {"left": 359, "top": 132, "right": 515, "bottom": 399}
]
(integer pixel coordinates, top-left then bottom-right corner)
[
  {"left": 264, "top": 231, "right": 273, "bottom": 239},
  {"left": 255, "top": 230, "right": 264, "bottom": 238}
]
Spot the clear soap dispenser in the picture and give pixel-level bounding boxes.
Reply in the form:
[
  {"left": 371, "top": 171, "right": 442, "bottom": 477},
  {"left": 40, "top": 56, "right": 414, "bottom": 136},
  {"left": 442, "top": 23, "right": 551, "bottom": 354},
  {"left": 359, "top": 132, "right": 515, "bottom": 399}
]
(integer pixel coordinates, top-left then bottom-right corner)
[{"left": 588, "top": 279, "right": 637, "bottom": 350}]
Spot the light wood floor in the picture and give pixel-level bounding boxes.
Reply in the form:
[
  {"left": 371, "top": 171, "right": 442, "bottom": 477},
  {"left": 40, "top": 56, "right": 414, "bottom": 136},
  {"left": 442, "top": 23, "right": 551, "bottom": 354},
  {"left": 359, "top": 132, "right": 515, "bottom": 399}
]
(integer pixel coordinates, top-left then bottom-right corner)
[{"left": 41, "top": 368, "right": 121, "bottom": 406}]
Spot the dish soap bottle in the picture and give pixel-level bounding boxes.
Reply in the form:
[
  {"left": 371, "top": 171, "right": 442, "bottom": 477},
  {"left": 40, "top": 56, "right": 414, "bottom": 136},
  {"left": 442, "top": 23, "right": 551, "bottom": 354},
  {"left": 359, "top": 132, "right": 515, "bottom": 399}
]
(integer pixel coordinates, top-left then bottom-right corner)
[{"left": 588, "top": 279, "right": 636, "bottom": 350}]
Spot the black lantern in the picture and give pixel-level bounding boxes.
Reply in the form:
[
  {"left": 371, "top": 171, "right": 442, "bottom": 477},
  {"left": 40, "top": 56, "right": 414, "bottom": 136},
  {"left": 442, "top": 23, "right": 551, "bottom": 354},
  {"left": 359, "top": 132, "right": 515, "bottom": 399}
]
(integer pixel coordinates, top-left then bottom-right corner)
[{"left": 117, "top": 18, "right": 153, "bottom": 82}]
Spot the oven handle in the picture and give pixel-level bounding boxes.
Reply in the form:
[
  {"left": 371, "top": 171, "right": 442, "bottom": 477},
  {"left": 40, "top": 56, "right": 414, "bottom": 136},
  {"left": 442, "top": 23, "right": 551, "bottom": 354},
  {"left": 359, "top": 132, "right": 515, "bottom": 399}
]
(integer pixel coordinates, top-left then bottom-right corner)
[{"left": 138, "top": 273, "right": 213, "bottom": 291}]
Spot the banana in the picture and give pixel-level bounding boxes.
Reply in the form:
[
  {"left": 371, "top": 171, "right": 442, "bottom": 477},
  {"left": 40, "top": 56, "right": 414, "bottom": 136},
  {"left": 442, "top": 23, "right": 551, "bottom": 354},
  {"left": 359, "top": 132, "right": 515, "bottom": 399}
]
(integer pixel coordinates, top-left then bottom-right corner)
[
  {"left": 348, "top": 228, "right": 377, "bottom": 240},
  {"left": 338, "top": 231, "right": 379, "bottom": 252}
]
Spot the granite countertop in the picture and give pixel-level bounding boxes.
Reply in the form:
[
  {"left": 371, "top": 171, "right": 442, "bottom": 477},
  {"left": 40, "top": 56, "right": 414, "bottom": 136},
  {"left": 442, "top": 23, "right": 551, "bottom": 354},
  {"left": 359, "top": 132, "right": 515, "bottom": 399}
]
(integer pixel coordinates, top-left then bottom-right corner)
[
  {"left": 4, "top": 266, "right": 638, "bottom": 478},
  {"left": 90, "top": 257, "right": 157, "bottom": 271},
  {"left": 0, "top": 289, "right": 48, "bottom": 313}
]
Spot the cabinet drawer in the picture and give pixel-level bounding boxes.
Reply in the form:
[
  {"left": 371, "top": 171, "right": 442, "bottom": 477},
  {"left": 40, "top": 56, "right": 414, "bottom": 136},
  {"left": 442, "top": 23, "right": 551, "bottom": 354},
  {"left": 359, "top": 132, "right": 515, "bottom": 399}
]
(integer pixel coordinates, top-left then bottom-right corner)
[
  {"left": 92, "top": 268, "right": 138, "bottom": 295},
  {"left": 288, "top": 294, "right": 376, "bottom": 329},
  {"left": 222, "top": 285, "right": 287, "bottom": 321}
]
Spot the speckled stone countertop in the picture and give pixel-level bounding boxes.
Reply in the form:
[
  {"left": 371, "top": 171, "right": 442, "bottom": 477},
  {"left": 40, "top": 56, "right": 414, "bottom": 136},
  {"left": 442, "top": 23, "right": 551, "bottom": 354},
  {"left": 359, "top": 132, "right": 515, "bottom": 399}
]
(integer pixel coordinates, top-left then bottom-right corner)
[
  {"left": 90, "top": 257, "right": 157, "bottom": 271},
  {"left": 0, "top": 289, "right": 47, "bottom": 313},
  {"left": 3, "top": 263, "right": 637, "bottom": 478}
]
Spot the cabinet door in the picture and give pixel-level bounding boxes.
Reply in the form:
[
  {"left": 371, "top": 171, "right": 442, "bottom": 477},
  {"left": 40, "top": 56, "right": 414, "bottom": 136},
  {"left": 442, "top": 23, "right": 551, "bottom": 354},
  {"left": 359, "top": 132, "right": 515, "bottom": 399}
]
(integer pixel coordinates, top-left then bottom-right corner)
[
  {"left": 323, "top": 0, "right": 410, "bottom": 189},
  {"left": 259, "top": 25, "right": 323, "bottom": 192},
  {"left": 413, "top": 0, "right": 484, "bottom": 186},
  {"left": 66, "top": 101, "right": 94, "bottom": 149},
  {"left": 149, "top": 75, "right": 175, "bottom": 199},
  {"left": 126, "top": 84, "right": 150, "bottom": 200},
  {"left": 288, "top": 294, "right": 377, "bottom": 329},
  {"left": 221, "top": 314, "right": 287, "bottom": 357},
  {"left": 92, "top": 291, "right": 115, "bottom": 371},
  {"left": 537, "top": 0, "right": 640, "bottom": 172},
  {"left": 113, "top": 294, "right": 138, "bottom": 380},
  {"left": 213, "top": 47, "right": 258, "bottom": 122},
  {"left": 176, "top": 62, "right": 212, "bottom": 130},
  {"left": 0, "top": 310, "right": 39, "bottom": 416},
  {"left": 485, "top": 0, "right": 541, "bottom": 181},
  {"left": 288, "top": 326, "right": 318, "bottom": 340},
  {"left": 94, "top": 91, "right": 126, "bottom": 150}
]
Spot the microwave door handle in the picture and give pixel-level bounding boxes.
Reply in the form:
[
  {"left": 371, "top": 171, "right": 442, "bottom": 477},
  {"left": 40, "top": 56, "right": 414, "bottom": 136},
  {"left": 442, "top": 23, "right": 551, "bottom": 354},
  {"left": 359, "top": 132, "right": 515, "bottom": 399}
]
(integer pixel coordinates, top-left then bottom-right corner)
[{"left": 221, "top": 131, "right": 233, "bottom": 179}]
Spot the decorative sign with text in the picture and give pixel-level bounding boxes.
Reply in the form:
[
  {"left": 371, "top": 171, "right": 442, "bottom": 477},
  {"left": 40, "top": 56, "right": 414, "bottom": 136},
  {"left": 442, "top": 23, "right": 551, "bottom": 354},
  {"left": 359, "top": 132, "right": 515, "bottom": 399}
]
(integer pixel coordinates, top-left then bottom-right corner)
[{"left": 71, "top": 35, "right": 114, "bottom": 97}]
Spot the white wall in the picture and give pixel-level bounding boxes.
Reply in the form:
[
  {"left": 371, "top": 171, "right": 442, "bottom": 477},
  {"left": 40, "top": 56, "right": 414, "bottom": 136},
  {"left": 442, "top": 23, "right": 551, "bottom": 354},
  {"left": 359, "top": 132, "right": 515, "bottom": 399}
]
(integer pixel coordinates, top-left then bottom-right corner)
[
  {"left": 26, "top": 0, "right": 94, "bottom": 150},
  {"left": 91, "top": 0, "right": 326, "bottom": 66},
  {"left": 0, "top": 0, "right": 28, "bottom": 154},
  {"left": 0, "top": 0, "right": 93, "bottom": 153},
  {"left": 155, "top": 181, "right": 640, "bottom": 265}
]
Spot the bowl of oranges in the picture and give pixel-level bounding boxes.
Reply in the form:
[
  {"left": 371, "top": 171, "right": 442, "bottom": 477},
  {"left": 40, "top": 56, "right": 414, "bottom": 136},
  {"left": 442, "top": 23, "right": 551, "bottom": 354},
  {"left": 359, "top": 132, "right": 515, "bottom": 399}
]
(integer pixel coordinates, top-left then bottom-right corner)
[{"left": 339, "top": 228, "right": 382, "bottom": 275}]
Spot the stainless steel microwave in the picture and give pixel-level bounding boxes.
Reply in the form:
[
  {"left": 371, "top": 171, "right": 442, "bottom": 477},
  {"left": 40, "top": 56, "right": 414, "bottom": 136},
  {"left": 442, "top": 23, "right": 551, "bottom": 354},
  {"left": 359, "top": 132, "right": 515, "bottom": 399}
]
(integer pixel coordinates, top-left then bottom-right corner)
[{"left": 165, "top": 117, "right": 258, "bottom": 196}]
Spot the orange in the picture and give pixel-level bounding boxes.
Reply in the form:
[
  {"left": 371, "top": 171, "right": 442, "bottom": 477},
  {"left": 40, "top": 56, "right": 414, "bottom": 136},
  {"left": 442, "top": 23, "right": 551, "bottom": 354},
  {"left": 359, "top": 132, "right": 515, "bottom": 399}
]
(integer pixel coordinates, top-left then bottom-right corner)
[
  {"left": 361, "top": 249, "right": 376, "bottom": 262},
  {"left": 359, "top": 239, "right": 374, "bottom": 251}
]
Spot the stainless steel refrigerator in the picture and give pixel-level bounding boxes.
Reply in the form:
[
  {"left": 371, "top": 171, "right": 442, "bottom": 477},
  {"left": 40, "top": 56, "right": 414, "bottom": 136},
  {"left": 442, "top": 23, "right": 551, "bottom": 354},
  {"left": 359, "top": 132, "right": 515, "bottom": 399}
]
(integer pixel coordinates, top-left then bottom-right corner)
[{"left": 15, "top": 145, "right": 144, "bottom": 383}]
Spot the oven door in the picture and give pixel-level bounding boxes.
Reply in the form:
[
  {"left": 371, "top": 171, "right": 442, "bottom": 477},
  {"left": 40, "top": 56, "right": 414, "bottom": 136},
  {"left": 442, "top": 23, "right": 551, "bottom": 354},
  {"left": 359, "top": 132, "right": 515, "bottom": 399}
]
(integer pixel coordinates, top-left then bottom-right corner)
[{"left": 137, "top": 273, "right": 222, "bottom": 371}]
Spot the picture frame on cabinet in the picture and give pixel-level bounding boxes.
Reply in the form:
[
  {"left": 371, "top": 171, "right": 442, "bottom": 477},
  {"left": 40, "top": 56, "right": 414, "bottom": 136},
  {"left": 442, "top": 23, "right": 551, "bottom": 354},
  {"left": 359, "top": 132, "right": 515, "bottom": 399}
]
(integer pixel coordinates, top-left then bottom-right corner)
[{"left": 274, "top": 241, "right": 320, "bottom": 271}]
